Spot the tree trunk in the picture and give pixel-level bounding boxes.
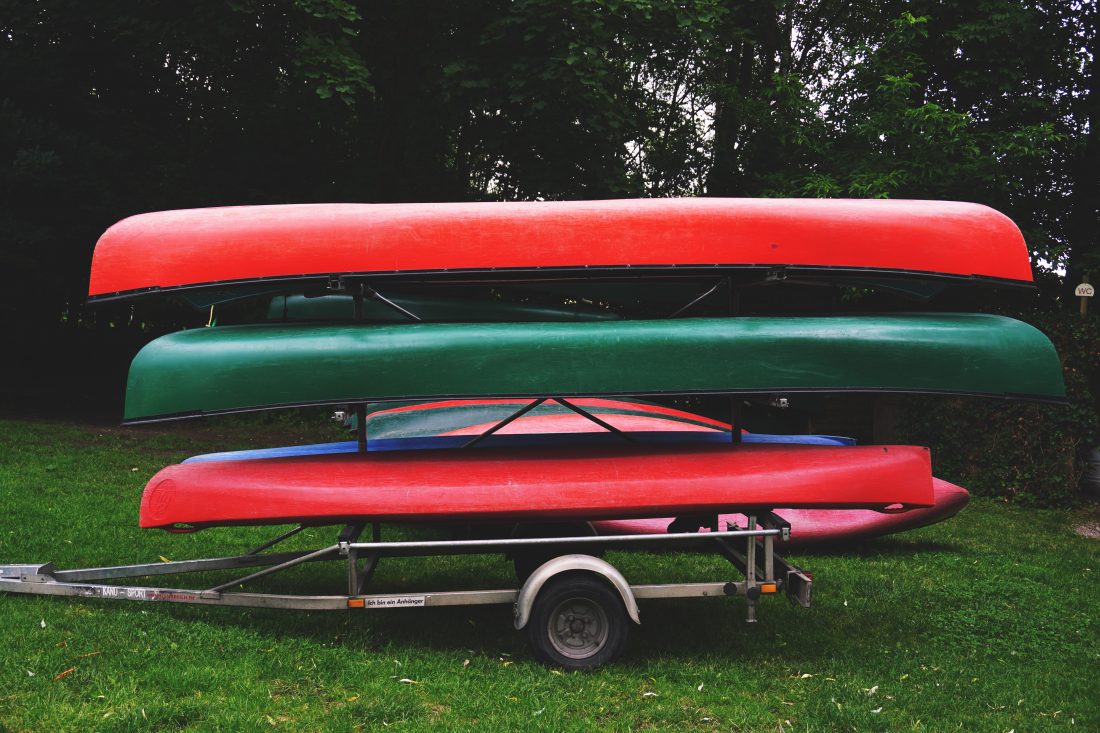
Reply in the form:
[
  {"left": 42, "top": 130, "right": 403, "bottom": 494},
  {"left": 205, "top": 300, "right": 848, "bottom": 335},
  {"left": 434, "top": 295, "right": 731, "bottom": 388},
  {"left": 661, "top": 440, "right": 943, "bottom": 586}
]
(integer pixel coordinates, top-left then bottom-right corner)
[
  {"left": 706, "top": 39, "right": 747, "bottom": 196},
  {"left": 1065, "top": 2, "right": 1099, "bottom": 296}
]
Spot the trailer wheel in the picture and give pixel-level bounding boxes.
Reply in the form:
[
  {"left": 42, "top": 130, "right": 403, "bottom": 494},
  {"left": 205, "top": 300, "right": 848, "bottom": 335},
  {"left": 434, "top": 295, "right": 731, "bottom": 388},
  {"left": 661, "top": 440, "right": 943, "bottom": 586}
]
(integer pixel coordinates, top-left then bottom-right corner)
[{"left": 527, "top": 574, "right": 629, "bottom": 669}]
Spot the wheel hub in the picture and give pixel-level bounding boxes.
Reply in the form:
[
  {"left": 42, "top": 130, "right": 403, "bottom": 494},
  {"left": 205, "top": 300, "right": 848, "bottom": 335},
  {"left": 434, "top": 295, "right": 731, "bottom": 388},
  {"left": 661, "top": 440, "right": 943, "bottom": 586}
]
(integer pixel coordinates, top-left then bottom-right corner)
[{"left": 548, "top": 596, "right": 610, "bottom": 659}]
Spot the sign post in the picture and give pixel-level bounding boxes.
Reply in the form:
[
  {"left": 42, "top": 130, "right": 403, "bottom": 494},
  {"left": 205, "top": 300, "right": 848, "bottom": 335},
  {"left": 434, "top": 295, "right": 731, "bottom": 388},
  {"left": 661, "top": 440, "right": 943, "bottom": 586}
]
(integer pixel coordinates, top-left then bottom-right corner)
[{"left": 1076, "top": 276, "right": 1094, "bottom": 316}]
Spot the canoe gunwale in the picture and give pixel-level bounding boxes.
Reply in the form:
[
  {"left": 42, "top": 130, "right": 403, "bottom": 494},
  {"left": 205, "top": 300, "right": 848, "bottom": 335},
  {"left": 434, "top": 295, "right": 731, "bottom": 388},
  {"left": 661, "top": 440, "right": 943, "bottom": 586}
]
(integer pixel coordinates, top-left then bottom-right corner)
[
  {"left": 121, "top": 387, "right": 1069, "bottom": 426},
  {"left": 87, "top": 264, "right": 1036, "bottom": 304}
]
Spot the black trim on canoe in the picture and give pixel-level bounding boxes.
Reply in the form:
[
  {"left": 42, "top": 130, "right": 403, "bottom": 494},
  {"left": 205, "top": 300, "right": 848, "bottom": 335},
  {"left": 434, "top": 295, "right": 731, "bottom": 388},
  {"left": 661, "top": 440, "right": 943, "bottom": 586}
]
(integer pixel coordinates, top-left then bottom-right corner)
[
  {"left": 87, "top": 264, "right": 1037, "bottom": 304},
  {"left": 120, "top": 387, "right": 1068, "bottom": 426}
]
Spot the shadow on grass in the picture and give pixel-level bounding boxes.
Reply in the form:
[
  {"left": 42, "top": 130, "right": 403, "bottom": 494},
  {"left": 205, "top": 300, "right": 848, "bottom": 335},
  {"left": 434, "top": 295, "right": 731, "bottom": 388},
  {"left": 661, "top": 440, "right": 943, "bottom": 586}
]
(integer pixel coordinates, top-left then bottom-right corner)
[
  {"left": 142, "top": 583, "right": 917, "bottom": 669},
  {"left": 131, "top": 551, "right": 918, "bottom": 669},
  {"left": 28, "top": 525, "right": 962, "bottom": 667}
]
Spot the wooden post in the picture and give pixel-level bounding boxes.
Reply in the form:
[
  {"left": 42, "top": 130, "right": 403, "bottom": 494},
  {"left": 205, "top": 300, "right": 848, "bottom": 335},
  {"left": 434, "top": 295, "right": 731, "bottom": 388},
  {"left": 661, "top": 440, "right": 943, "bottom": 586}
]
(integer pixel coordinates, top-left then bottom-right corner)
[{"left": 1081, "top": 274, "right": 1090, "bottom": 317}]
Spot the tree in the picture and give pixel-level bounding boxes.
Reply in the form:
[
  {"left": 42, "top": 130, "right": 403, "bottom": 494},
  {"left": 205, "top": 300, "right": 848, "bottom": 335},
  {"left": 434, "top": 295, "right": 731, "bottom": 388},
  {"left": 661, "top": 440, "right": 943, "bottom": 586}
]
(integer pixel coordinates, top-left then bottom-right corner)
[{"left": 1, "top": 0, "right": 1096, "bottom": 321}]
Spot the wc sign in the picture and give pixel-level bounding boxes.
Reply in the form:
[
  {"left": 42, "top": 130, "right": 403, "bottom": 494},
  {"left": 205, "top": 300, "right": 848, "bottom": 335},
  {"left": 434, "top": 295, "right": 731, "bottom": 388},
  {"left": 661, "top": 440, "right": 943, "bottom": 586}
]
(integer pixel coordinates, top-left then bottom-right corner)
[{"left": 1076, "top": 282, "right": 1095, "bottom": 298}]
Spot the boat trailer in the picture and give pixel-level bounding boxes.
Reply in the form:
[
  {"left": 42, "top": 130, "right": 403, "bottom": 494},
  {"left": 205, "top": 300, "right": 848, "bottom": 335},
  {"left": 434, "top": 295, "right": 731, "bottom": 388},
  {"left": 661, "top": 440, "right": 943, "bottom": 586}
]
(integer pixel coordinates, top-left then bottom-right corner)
[{"left": 0, "top": 513, "right": 810, "bottom": 669}]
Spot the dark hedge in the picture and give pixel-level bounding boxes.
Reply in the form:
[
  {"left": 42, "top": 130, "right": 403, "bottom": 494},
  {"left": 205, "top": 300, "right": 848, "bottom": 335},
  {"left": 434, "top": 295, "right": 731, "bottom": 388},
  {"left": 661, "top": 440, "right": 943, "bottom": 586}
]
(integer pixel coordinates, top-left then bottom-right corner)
[{"left": 898, "top": 309, "right": 1100, "bottom": 507}]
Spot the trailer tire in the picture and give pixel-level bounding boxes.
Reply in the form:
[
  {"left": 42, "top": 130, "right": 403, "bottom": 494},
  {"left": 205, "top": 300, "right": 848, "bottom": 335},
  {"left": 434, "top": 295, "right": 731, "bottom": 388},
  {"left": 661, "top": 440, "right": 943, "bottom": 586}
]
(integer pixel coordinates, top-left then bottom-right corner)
[{"left": 527, "top": 574, "right": 629, "bottom": 669}]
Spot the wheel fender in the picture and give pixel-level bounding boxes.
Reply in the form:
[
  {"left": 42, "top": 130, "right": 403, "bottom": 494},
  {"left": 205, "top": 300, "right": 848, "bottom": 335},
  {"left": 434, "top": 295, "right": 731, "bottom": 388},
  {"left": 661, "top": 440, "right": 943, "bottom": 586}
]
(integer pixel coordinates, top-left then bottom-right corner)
[{"left": 513, "top": 553, "right": 641, "bottom": 630}]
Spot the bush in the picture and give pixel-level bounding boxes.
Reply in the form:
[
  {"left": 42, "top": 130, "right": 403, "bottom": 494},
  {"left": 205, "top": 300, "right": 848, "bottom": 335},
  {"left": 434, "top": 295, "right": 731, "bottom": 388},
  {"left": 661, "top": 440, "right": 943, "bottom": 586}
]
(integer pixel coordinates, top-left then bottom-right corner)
[{"left": 897, "top": 308, "right": 1100, "bottom": 507}]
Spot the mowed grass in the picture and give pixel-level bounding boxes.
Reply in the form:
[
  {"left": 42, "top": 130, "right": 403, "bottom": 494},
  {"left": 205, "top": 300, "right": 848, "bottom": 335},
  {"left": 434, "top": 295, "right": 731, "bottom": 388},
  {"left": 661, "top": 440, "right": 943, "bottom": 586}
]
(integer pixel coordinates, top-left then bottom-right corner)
[{"left": 0, "top": 416, "right": 1097, "bottom": 732}]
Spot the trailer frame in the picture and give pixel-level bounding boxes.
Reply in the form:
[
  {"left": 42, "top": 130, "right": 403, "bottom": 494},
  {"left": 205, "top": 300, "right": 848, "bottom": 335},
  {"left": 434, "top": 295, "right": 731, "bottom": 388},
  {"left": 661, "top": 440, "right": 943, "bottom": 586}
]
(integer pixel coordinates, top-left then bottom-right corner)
[{"left": 0, "top": 513, "right": 811, "bottom": 667}]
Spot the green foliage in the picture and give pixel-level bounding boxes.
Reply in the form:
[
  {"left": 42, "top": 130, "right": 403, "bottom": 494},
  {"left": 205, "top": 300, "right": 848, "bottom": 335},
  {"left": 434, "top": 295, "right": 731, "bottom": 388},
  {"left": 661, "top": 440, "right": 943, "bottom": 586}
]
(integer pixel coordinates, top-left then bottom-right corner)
[
  {"left": 796, "top": 5, "right": 1067, "bottom": 205},
  {"left": 437, "top": 0, "right": 731, "bottom": 198},
  {"left": 292, "top": 0, "right": 373, "bottom": 103}
]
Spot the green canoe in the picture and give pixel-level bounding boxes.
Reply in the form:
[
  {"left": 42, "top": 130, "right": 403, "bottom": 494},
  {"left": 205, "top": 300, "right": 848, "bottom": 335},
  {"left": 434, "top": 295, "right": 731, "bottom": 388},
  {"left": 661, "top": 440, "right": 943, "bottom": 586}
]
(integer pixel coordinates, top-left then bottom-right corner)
[{"left": 123, "top": 314, "right": 1065, "bottom": 423}]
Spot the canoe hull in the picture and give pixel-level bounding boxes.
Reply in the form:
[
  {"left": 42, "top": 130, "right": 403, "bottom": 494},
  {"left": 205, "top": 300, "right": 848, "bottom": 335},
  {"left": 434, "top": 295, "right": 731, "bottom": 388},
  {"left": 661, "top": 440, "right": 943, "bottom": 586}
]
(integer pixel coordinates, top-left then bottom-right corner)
[
  {"left": 180, "top": 397, "right": 852, "bottom": 463},
  {"left": 123, "top": 314, "right": 1065, "bottom": 423},
  {"left": 362, "top": 397, "right": 730, "bottom": 438},
  {"left": 88, "top": 199, "right": 1033, "bottom": 300},
  {"left": 139, "top": 444, "right": 934, "bottom": 530}
]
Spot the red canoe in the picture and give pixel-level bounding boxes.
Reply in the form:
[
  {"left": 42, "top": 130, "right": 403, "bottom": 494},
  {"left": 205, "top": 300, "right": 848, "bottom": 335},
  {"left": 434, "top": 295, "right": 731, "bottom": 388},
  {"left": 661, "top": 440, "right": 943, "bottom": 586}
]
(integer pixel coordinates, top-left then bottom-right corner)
[
  {"left": 365, "top": 397, "right": 730, "bottom": 437},
  {"left": 592, "top": 478, "right": 968, "bottom": 548},
  {"left": 139, "top": 444, "right": 934, "bottom": 530},
  {"left": 90, "top": 199, "right": 1032, "bottom": 300}
]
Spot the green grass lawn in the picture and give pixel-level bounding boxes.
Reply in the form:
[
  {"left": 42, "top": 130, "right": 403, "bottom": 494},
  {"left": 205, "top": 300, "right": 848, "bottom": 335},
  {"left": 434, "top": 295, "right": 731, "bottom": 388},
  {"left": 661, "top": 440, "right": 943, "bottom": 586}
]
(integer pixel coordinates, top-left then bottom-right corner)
[{"left": 0, "top": 415, "right": 1097, "bottom": 732}]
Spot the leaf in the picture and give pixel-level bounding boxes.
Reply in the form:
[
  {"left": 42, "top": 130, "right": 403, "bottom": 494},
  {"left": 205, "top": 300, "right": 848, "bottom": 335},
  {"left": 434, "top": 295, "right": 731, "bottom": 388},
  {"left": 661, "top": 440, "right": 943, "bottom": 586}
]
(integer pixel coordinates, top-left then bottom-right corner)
[{"left": 53, "top": 667, "right": 76, "bottom": 681}]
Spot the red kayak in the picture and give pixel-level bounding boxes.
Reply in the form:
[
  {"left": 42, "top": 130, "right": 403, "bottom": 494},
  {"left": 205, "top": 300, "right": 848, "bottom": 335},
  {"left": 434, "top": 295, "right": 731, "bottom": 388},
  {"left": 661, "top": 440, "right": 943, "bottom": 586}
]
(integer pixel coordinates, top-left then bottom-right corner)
[
  {"left": 139, "top": 444, "right": 934, "bottom": 530},
  {"left": 90, "top": 199, "right": 1032, "bottom": 300},
  {"left": 592, "top": 478, "right": 969, "bottom": 548}
]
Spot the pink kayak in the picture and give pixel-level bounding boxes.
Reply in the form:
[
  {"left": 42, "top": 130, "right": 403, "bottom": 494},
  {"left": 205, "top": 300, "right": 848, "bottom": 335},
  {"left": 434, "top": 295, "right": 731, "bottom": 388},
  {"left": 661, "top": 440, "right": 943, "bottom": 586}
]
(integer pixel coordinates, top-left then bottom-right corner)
[{"left": 591, "top": 477, "right": 969, "bottom": 547}]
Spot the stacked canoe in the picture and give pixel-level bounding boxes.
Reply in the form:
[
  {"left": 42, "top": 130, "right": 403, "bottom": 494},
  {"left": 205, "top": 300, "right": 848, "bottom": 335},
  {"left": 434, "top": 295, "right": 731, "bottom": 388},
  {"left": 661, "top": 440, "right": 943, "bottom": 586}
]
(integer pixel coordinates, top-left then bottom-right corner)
[{"left": 88, "top": 199, "right": 1066, "bottom": 537}]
